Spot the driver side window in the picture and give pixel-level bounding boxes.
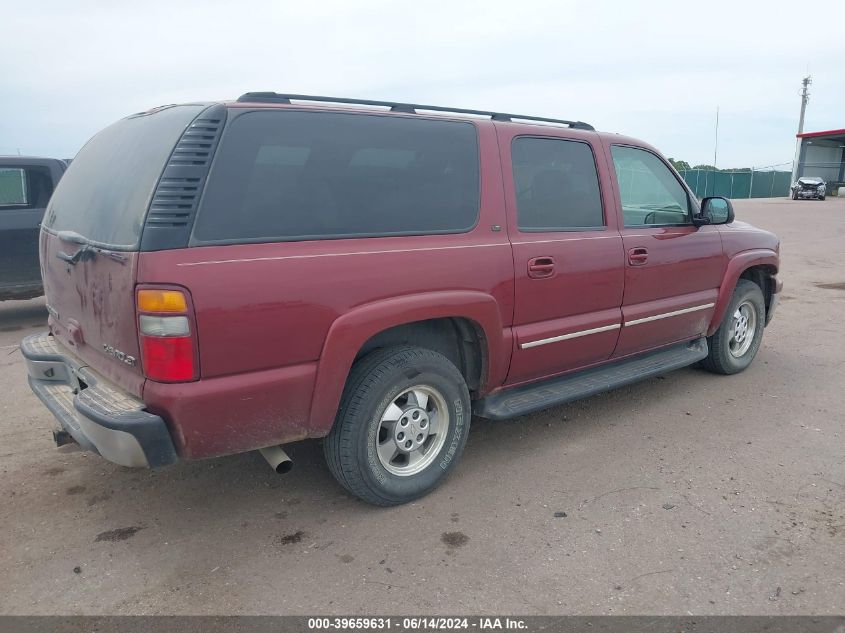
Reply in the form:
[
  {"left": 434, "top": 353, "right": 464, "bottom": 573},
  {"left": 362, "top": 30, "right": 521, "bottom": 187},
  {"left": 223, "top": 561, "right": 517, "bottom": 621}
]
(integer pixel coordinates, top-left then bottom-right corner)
[{"left": 611, "top": 145, "right": 691, "bottom": 227}]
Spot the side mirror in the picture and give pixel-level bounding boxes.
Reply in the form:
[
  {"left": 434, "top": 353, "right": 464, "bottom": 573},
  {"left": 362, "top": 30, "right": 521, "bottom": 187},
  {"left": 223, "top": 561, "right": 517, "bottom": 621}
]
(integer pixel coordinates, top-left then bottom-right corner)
[{"left": 697, "top": 196, "right": 734, "bottom": 225}]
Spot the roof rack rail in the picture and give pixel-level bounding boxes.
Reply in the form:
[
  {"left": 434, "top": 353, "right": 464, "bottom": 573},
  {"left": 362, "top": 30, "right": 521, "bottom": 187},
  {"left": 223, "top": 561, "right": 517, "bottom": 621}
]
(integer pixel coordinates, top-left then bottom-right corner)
[{"left": 236, "top": 92, "right": 595, "bottom": 131}]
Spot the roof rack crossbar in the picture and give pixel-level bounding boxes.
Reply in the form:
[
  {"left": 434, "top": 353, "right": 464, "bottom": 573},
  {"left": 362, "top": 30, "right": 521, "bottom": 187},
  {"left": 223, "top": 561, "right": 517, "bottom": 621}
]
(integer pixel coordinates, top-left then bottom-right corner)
[{"left": 236, "top": 92, "right": 594, "bottom": 130}]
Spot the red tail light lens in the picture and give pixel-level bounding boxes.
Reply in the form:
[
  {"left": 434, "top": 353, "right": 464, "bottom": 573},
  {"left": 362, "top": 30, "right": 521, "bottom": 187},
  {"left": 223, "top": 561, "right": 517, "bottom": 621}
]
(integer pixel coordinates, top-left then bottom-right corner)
[
  {"left": 140, "top": 336, "right": 194, "bottom": 382},
  {"left": 136, "top": 287, "right": 197, "bottom": 383}
]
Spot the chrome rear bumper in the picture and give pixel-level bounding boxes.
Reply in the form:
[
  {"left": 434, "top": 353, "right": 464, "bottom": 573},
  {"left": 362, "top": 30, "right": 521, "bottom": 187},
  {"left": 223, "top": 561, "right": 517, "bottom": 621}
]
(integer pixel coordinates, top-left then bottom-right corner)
[{"left": 21, "top": 333, "right": 177, "bottom": 468}]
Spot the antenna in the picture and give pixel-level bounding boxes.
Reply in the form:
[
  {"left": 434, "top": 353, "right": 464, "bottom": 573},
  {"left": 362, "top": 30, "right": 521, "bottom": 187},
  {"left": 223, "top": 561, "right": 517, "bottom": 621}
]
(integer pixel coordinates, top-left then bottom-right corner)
[{"left": 713, "top": 106, "right": 719, "bottom": 170}]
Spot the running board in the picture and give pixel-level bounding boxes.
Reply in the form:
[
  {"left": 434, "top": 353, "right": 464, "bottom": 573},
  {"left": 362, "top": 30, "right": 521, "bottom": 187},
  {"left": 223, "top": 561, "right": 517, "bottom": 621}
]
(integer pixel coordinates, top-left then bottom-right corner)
[{"left": 474, "top": 338, "right": 708, "bottom": 420}]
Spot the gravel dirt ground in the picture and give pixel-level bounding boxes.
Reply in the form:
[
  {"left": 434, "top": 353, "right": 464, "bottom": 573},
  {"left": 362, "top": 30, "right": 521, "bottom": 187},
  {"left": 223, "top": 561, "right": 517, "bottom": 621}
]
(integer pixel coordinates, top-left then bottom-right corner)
[{"left": 0, "top": 197, "right": 843, "bottom": 615}]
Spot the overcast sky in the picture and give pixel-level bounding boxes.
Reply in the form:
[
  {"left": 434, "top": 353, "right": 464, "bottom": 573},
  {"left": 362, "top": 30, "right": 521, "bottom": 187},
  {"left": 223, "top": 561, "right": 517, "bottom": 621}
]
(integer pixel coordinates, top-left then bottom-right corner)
[{"left": 2, "top": 0, "right": 843, "bottom": 169}]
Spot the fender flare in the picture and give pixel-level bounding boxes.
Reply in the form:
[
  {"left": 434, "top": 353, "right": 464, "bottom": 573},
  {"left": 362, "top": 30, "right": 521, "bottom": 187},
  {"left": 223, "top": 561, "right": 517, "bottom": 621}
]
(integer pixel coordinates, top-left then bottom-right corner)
[
  {"left": 306, "top": 290, "right": 511, "bottom": 435},
  {"left": 707, "top": 249, "right": 779, "bottom": 336}
]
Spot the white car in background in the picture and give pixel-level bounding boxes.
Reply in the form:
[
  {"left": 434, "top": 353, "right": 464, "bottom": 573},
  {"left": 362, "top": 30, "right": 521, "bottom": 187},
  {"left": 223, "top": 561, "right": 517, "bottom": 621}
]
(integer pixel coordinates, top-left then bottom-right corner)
[{"left": 791, "top": 176, "right": 826, "bottom": 201}]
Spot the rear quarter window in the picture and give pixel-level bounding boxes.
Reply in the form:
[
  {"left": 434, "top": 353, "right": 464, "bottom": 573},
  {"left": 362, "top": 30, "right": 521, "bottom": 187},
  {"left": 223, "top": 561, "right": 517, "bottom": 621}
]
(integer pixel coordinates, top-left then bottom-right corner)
[{"left": 191, "top": 110, "right": 480, "bottom": 244}]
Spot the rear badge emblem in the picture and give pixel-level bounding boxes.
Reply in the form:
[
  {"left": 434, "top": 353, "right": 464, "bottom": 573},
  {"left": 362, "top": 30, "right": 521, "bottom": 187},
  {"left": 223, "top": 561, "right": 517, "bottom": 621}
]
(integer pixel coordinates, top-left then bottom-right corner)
[{"left": 102, "top": 344, "right": 137, "bottom": 367}]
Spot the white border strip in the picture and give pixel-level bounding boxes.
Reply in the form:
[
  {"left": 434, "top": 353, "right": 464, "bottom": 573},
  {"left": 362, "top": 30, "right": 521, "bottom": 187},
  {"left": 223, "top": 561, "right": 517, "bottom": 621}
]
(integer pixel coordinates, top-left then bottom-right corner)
[
  {"left": 624, "top": 303, "right": 715, "bottom": 327},
  {"left": 521, "top": 323, "right": 621, "bottom": 349}
]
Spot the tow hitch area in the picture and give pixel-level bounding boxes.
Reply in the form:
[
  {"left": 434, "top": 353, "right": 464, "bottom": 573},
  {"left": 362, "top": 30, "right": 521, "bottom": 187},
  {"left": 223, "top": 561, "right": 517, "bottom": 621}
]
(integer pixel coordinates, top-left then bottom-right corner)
[{"left": 52, "top": 428, "right": 75, "bottom": 447}]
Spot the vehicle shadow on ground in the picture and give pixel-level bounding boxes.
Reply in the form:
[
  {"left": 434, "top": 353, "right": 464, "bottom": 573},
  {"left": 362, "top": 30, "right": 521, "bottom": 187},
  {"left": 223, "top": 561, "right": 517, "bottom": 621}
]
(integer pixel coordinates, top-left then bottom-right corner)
[
  {"left": 0, "top": 298, "right": 47, "bottom": 333},
  {"left": 44, "top": 363, "right": 725, "bottom": 533}
]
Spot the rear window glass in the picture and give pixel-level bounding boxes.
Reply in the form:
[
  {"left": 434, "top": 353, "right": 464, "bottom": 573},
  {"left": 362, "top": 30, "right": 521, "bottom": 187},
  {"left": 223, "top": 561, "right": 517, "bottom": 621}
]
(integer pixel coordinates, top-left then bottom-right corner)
[
  {"left": 44, "top": 105, "right": 205, "bottom": 248},
  {"left": 192, "top": 110, "right": 480, "bottom": 244}
]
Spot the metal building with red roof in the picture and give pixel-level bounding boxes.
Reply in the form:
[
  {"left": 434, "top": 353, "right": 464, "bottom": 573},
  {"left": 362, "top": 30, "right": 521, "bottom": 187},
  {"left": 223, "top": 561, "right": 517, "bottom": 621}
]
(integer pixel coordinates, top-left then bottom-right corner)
[{"left": 795, "top": 128, "right": 845, "bottom": 186}]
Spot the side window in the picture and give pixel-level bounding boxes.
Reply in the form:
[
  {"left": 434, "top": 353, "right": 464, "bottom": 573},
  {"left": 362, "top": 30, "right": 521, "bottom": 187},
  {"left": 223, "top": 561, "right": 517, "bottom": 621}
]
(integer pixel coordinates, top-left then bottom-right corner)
[
  {"left": 0, "top": 166, "right": 54, "bottom": 210},
  {"left": 511, "top": 137, "right": 604, "bottom": 231},
  {"left": 0, "top": 168, "right": 28, "bottom": 207},
  {"left": 610, "top": 145, "right": 691, "bottom": 227},
  {"left": 193, "top": 111, "right": 480, "bottom": 243}
]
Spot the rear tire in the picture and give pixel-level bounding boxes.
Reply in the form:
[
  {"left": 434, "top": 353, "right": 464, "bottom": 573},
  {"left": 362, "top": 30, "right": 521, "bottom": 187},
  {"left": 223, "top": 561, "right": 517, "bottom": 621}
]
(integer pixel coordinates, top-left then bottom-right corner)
[
  {"left": 700, "top": 279, "right": 766, "bottom": 375},
  {"left": 323, "top": 346, "right": 471, "bottom": 506}
]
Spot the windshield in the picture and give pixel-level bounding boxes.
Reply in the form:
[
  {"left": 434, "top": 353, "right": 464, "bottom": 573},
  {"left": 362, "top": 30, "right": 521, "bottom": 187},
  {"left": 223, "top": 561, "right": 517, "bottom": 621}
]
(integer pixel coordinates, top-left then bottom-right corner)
[{"left": 43, "top": 104, "right": 205, "bottom": 249}]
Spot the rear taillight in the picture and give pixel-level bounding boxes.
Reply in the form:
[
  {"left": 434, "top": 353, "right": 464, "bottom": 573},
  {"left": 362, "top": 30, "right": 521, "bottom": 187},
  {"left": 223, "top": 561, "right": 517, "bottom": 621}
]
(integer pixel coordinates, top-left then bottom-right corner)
[{"left": 136, "top": 288, "right": 197, "bottom": 382}]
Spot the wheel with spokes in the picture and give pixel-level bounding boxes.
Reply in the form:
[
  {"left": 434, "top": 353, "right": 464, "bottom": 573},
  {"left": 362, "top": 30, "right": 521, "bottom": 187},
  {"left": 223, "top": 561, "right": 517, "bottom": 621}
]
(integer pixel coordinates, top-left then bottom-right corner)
[
  {"left": 700, "top": 279, "right": 766, "bottom": 375},
  {"left": 324, "top": 346, "right": 471, "bottom": 506},
  {"left": 376, "top": 385, "right": 450, "bottom": 476}
]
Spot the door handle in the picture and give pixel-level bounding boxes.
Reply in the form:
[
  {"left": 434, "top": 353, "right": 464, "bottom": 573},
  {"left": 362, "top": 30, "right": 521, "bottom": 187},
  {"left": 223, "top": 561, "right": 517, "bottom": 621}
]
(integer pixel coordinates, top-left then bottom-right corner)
[
  {"left": 528, "top": 256, "right": 556, "bottom": 279},
  {"left": 628, "top": 247, "right": 648, "bottom": 266}
]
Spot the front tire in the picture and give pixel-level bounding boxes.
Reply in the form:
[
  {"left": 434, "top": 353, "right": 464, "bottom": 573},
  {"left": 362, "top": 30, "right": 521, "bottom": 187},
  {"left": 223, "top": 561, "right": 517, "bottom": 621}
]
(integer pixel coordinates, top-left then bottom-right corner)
[
  {"left": 700, "top": 279, "right": 766, "bottom": 375},
  {"left": 324, "top": 346, "right": 471, "bottom": 506}
]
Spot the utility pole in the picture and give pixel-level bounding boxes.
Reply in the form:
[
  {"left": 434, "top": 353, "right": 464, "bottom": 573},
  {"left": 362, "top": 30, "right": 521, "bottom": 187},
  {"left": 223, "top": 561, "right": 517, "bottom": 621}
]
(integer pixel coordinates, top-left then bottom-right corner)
[{"left": 791, "top": 75, "right": 812, "bottom": 185}]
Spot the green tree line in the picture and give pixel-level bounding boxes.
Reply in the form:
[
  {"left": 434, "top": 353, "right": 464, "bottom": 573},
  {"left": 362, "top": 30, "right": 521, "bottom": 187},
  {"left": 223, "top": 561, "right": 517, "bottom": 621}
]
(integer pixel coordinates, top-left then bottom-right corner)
[{"left": 668, "top": 159, "right": 752, "bottom": 173}]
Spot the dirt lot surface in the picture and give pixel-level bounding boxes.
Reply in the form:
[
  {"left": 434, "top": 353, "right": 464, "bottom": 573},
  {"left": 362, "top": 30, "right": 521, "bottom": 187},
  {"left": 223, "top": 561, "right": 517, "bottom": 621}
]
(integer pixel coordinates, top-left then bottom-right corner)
[{"left": 1, "top": 197, "right": 843, "bottom": 615}]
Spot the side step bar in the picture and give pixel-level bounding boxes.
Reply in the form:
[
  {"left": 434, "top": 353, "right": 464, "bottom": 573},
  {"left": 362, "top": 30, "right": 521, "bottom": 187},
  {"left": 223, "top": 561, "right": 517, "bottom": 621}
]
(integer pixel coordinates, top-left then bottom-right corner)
[{"left": 474, "top": 338, "right": 708, "bottom": 420}]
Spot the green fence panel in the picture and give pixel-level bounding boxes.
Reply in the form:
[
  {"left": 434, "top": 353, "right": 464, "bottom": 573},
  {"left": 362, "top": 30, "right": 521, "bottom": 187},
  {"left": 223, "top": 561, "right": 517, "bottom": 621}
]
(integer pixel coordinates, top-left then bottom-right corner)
[
  {"left": 689, "top": 170, "right": 707, "bottom": 198},
  {"left": 680, "top": 170, "right": 696, "bottom": 195},
  {"left": 681, "top": 170, "right": 695, "bottom": 197},
  {"left": 730, "top": 172, "right": 752, "bottom": 199},
  {"left": 713, "top": 172, "right": 732, "bottom": 198},
  {"left": 750, "top": 171, "right": 775, "bottom": 198},
  {"left": 773, "top": 171, "right": 792, "bottom": 197},
  {"left": 650, "top": 168, "right": 790, "bottom": 199},
  {"left": 698, "top": 171, "right": 709, "bottom": 196}
]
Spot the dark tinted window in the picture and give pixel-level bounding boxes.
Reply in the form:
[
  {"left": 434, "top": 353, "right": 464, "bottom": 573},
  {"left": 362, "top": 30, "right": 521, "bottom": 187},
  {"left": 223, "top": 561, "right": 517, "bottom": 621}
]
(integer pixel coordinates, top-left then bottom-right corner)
[
  {"left": 192, "top": 111, "right": 480, "bottom": 243},
  {"left": 511, "top": 137, "right": 603, "bottom": 231},
  {"left": 44, "top": 105, "right": 205, "bottom": 248},
  {"left": 611, "top": 145, "right": 690, "bottom": 226},
  {"left": 0, "top": 166, "right": 53, "bottom": 210}
]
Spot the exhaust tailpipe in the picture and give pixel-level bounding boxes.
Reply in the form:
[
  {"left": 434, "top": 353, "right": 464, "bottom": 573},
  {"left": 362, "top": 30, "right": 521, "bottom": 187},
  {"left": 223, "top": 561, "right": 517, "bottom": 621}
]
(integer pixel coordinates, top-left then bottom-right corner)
[{"left": 259, "top": 445, "right": 293, "bottom": 474}]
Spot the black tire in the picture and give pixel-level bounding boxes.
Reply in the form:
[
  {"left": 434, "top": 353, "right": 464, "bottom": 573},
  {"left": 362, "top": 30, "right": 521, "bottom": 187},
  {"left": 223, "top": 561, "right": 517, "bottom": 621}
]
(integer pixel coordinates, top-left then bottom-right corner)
[
  {"left": 820, "top": 196, "right": 826, "bottom": 201},
  {"left": 700, "top": 279, "right": 766, "bottom": 375},
  {"left": 323, "top": 346, "right": 471, "bottom": 506}
]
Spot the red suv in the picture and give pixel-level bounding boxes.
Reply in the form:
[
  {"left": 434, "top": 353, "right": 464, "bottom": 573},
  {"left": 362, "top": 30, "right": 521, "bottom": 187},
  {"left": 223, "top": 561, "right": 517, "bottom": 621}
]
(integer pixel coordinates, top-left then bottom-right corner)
[{"left": 22, "top": 93, "right": 781, "bottom": 505}]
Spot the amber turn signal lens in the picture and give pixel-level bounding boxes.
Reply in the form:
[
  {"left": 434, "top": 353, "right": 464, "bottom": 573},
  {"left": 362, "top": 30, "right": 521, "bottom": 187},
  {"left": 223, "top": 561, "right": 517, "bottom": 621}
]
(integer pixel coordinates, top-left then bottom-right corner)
[{"left": 137, "top": 289, "right": 188, "bottom": 313}]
